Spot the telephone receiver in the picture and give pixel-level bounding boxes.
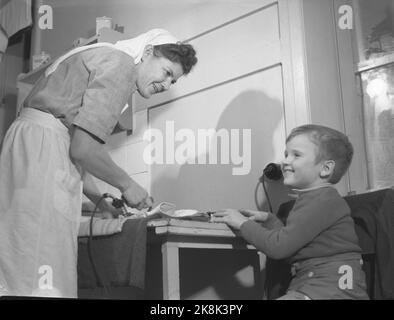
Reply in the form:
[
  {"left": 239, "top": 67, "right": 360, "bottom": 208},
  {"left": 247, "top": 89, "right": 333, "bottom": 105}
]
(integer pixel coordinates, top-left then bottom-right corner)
[{"left": 263, "top": 163, "right": 283, "bottom": 180}]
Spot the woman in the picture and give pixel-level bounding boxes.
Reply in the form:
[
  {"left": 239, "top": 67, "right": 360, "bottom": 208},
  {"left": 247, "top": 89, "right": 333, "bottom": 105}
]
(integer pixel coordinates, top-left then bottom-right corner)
[{"left": 0, "top": 29, "right": 197, "bottom": 298}]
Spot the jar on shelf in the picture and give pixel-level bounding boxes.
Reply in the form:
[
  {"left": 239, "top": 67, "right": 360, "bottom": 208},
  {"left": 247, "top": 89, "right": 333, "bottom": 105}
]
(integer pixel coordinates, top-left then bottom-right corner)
[
  {"left": 32, "top": 51, "right": 51, "bottom": 70},
  {"left": 96, "top": 16, "right": 113, "bottom": 34}
]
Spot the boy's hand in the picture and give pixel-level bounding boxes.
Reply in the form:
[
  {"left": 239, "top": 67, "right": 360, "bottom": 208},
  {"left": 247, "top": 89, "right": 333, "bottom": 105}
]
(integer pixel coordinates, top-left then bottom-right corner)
[
  {"left": 211, "top": 209, "right": 249, "bottom": 230},
  {"left": 239, "top": 209, "right": 269, "bottom": 223}
]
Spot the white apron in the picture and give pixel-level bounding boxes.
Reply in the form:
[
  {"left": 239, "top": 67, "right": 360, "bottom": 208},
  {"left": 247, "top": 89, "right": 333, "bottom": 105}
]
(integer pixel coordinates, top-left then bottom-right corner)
[{"left": 0, "top": 108, "right": 83, "bottom": 298}]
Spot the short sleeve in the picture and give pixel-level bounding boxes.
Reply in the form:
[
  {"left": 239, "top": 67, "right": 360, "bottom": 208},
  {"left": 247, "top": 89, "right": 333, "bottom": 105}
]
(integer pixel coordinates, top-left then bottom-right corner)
[{"left": 72, "top": 47, "right": 137, "bottom": 143}]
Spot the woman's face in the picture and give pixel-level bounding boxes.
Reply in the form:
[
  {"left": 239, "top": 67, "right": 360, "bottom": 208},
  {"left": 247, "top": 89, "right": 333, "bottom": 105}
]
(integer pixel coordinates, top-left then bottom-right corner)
[{"left": 136, "top": 45, "right": 184, "bottom": 99}]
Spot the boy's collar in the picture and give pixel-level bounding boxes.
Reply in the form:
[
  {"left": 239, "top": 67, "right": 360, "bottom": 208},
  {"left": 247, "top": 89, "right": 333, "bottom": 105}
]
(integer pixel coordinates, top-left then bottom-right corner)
[{"left": 290, "top": 183, "right": 334, "bottom": 194}]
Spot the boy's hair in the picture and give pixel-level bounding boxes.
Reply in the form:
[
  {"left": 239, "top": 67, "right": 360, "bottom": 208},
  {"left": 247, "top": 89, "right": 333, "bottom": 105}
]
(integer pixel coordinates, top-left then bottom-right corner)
[
  {"left": 286, "top": 124, "right": 354, "bottom": 184},
  {"left": 153, "top": 43, "right": 197, "bottom": 75}
]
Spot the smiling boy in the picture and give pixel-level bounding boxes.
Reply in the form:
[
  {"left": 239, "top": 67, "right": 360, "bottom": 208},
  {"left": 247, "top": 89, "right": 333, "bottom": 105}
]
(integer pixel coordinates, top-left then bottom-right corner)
[{"left": 213, "top": 124, "right": 369, "bottom": 299}]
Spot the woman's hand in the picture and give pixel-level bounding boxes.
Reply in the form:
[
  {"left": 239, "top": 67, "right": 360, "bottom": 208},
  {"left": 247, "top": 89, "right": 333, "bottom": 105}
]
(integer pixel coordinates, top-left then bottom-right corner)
[
  {"left": 211, "top": 209, "right": 249, "bottom": 230},
  {"left": 238, "top": 209, "right": 269, "bottom": 223},
  {"left": 100, "top": 203, "right": 123, "bottom": 219},
  {"left": 122, "top": 181, "right": 153, "bottom": 210}
]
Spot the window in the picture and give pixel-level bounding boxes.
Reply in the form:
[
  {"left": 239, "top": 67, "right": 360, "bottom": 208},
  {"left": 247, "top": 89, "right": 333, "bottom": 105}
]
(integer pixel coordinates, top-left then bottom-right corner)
[{"left": 353, "top": 0, "right": 394, "bottom": 189}]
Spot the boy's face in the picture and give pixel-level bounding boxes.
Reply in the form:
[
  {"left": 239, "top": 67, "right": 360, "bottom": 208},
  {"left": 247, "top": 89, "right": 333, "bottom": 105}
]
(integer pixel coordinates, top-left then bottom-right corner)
[{"left": 281, "top": 134, "right": 326, "bottom": 189}]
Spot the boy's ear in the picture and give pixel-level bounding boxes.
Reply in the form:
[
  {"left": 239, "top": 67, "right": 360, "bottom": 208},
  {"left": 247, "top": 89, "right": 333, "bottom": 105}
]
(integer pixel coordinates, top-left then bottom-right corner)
[{"left": 320, "top": 160, "right": 335, "bottom": 180}]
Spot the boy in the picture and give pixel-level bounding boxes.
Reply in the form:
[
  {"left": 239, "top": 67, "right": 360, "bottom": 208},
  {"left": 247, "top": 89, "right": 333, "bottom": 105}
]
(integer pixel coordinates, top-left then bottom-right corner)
[{"left": 213, "top": 124, "right": 369, "bottom": 299}]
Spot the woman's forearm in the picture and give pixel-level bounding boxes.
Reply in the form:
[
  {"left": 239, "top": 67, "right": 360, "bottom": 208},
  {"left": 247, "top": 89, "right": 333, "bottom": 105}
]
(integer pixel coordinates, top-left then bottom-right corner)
[
  {"left": 83, "top": 173, "right": 120, "bottom": 215},
  {"left": 83, "top": 173, "right": 108, "bottom": 206},
  {"left": 70, "top": 127, "right": 133, "bottom": 192}
]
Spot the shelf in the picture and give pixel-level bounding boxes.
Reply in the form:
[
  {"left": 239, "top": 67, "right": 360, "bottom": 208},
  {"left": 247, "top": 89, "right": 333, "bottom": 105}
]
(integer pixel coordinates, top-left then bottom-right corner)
[
  {"left": 17, "top": 34, "right": 100, "bottom": 84},
  {"left": 16, "top": 28, "right": 133, "bottom": 132},
  {"left": 17, "top": 27, "right": 126, "bottom": 84}
]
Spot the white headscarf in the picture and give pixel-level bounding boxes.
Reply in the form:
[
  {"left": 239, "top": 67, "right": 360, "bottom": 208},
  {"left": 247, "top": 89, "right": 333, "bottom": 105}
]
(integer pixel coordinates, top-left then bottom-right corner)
[{"left": 45, "top": 28, "right": 179, "bottom": 77}]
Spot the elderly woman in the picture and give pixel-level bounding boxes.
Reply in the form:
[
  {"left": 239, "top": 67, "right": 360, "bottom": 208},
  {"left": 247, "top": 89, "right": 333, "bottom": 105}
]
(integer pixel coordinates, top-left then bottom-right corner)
[{"left": 0, "top": 29, "right": 197, "bottom": 298}]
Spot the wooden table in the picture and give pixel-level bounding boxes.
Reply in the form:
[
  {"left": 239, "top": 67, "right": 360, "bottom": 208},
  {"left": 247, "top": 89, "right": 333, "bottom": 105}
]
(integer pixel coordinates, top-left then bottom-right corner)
[{"left": 146, "top": 218, "right": 265, "bottom": 300}]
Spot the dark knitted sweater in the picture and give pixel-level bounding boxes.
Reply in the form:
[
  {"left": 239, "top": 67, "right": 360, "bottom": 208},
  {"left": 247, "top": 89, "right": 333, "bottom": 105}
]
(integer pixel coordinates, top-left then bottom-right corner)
[{"left": 240, "top": 186, "right": 362, "bottom": 263}]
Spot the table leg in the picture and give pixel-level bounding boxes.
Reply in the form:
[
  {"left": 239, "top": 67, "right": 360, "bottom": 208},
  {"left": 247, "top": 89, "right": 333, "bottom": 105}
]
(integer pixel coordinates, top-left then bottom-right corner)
[
  {"left": 258, "top": 252, "right": 267, "bottom": 300},
  {"left": 161, "top": 242, "right": 180, "bottom": 300}
]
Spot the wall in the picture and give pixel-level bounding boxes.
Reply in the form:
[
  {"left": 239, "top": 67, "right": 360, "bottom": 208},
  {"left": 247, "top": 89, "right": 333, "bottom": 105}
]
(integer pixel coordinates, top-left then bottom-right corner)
[
  {"left": 302, "top": 0, "right": 347, "bottom": 195},
  {"left": 143, "top": 2, "right": 288, "bottom": 212},
  {"left": 300, "top": 0, "right": 369, "bottom": 194},
  {"left": 334, "top": 0, "right": 369, "bottom": 193}
]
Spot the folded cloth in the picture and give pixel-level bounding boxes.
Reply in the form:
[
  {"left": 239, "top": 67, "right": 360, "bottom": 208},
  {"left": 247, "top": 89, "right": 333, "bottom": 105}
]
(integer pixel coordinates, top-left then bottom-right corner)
[
  {"left": 77, "top": 218, "right": 148, "bottom": 290},
  {"left": 146, "top": 202, "right": 176, "bottom": 216}
]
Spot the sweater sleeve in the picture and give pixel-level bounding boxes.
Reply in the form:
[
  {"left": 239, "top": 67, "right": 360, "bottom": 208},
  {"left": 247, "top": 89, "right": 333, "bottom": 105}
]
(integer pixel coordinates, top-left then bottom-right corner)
[
  {"left": 239, "top": 191, "right": 347, "bottom": 259},
  {"left": 261, "top": 212, "right": 284, "bottom": 229}
]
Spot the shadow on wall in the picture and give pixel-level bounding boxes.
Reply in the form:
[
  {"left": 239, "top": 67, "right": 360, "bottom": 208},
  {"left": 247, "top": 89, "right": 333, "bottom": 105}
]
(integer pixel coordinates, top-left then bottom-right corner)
[
  {"left": 151, "top": 89, "right": 290, "bottom": 212},
  {"left": 150, "top": 90, "right": 292, "bottom": 299}
]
